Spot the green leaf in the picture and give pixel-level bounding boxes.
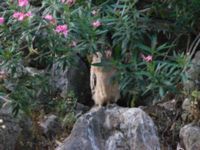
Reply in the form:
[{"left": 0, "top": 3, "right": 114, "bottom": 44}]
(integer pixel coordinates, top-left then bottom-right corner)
[{"left": 159, "top": 87, "right": 164, "bottom": 97}]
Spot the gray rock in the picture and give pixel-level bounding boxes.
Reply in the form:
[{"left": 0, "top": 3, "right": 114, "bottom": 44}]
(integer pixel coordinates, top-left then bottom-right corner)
[
  {"left": 39, "top": 114, "right": 62, "bottom": 139},
  {"left": 0, "top": 104, "right": 12, "bottom": 115},
  {"left": 184, "top": 51, "right": 200, "bottom": 92},
  {"left": 182, "top": 98, "right": 191, "bottom": 112},
  {"left": 15, "top": 115, "right": 35, "bottom": 150},
  {"left": 176, "top": 143, "right": 184, "bottom": 150},
  {"left": 3, "top": 61, "right": 28, "bottom": 79},
  {"left": 179, "top": 124, "right": 200, "bottom": 150},
  {"left": 181, "top": 98, "right": 192, "bottom": 122},
  {"left": 25, "top": 67, "right": 44, "bottom": 76},
  {"left": 0, "top": 105, "right": 34, "bottom": 150},
  {"left": 52, "top": 54, "right": 92, "bottom": 105},
  {"left": 157, "top": 99, "right": 176, "bottom": 111},
  {"left": 74, "top": 103, "right": 89, "bottom": 118},
  {"left": 56, "top": 105, "right": 160, "bottom": 150},
  {"left": 0, "top": 113, "right": 21, "bottom": 150}
]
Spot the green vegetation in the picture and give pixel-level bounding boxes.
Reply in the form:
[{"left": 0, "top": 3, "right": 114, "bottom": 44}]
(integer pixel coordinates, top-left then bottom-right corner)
[{"left": 0, "top": 0, "right": 200, "bottom": 116}]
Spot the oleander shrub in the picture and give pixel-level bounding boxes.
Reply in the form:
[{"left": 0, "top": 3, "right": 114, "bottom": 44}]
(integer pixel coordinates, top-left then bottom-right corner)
[{"left": 0, "top": 0, "right": 199, "bottom": 114}]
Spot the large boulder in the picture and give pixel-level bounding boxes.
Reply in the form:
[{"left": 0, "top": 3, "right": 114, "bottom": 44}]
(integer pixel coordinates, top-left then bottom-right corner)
[
  {"left": 0, "top": 113, "right": 21, "bottom": 150},
  {"left": 74, "top": 103, "right": 90, "bottom": 118},
  {"left": 52, "top": 54, "right": 92, "bottom": 105},
  {"left": 56, "top": 105, "right": 160, "bottom": 150},
  {"left": 179, "top": 124, "right": 200, "bottom": 150}
]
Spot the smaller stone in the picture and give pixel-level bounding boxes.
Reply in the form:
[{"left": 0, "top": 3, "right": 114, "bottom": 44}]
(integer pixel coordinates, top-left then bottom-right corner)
[
  {"left": 181, "top": 113, "right": 189, "bottom": 122},
  {"left": 157, "top": 99, "right": 176, "bottom": 111},
  {"left": 182, "top": 98, "right": 191, "bottom": 112},
  {"left": 176, "top": 143, "right": 184, "bottom": 150},
  {"left": 0, "top": 119, "right": 3, "bottom": 123},
  {"left": 75, "top": 103, "right": 89, "bottom": 118},
  {"left": 1, "top": 125, "right": 6, "bottom": 129},
  {"left": 184, "top": 51, "right": 200, "bottom": 91},
  {"left": 25, "top": 67, "right": 44, "bottom": 76},
  {"left": 0, "top": 110, "right": 21, "bottom": 150},
  {"left": 39, "top": 114, "right": 62, "bottom": 140},
  {"left": 179, "top": 124, "right": 200, "bottom": 150}
]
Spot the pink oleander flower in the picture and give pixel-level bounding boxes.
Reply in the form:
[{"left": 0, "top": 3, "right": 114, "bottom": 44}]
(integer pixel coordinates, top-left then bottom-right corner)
[
  {"left": 92, "top": 20, "right": 101, "bottom": 28},
  {"left": 25, "top": 12, "right": 32, "bottom": 17},
  {"left": 18, "top": 0, "right": 29, "bottom": 7},
  {"left": 13, "top": 12, "right": 32, "bottom": 21},
  {"left": 44, "top": 14, "right": 53, "bottom": 20},
  {"left": 44, "top": 14, "right": 56, "bottom": 24},
  {"left": 0, "top": 17, "right": 4, "bottom": 24},
  {"left": 55, "top": 24, "right": 69, "bottom": 37},
  {"left": 141, "top": 54, "right": 153, "bottom": 62},
  {"left": 13, "top": 12, "right": 25, "bottom": 21}
]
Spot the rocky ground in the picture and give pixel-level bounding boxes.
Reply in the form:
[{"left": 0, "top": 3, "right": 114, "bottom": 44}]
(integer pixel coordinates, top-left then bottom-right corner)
[
  {"left": 1, "top": 52, "right": 200, "bottom": 150},
  {"left": 0, "top": 98, "right": 199, "bottom": 150}
]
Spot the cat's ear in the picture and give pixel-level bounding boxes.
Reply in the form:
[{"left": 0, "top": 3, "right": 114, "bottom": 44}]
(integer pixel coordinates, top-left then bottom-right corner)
[
  {"left": 90, "top": 52, "right": 103, "bottom": 63},
  {"left": 93, "top": 52, "right": 102, "bottom": 59},
  {"left": 105, "top": 49, "right": 112, "bottom": 59}
]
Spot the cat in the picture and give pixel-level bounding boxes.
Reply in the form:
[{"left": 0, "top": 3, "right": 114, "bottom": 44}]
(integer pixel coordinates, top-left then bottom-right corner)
[{"left": 90, "top": 51, "right": 120, "bottom": 107}]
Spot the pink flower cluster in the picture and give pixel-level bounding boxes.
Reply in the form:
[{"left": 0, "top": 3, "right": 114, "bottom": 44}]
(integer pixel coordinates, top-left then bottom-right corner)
[
  {"left": 92, "top": 20, "right": 101, "bottom": 28},
  {"left": 11, "top": 0, "right": 31, "bottom": 21},
  {"left": 55, "top": 25, "right": 69, "bottom": 37},
  {"left": 18, "top": 0, "right": 29, "bottom": 7},
  {"left": 0, "top": 0, "right": 71, "bottom": 38},
  {"left": 141, "top": 54, "right": 153, "bottom": 62},
  {"left": 13, "top": 12, "right": 32, "bottom": 21},
  {"left": 0, "top": 17, "right": 4, "bottom": 24},
  {"left": 61, "top": 0, "right": 76, "bottom": 6},
  {"left": 1, "top": 0, "right": 105, "bottom": 40},
  {"left": 0, "top": 1, "right": 30, "bottom": 24},
  {"left": 43, "top": 13, "right": 69, "bottom": 38},
  {"left": 44, "top": 14, "right": 56, "bottom": 24}
]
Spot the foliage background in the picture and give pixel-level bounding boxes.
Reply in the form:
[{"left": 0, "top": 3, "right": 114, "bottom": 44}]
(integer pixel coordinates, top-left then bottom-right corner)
[{"left": 0, "top": 0, "right": 200, "bottom": 115}]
